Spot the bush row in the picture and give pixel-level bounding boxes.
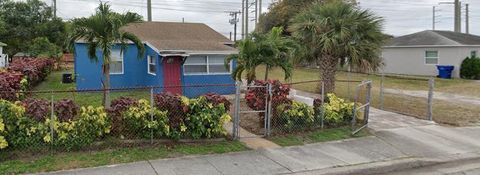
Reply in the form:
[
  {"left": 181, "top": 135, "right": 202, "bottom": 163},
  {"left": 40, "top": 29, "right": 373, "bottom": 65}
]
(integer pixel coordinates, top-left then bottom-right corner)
[
  {"left": 0, "top": 93, "right": 231, "bottom": 150},
  {"left": 246, "top": 80, "right": 356, "bottom": 133},
  {"left": 0, "top": 58, "right": 55, "bottom": 101}
]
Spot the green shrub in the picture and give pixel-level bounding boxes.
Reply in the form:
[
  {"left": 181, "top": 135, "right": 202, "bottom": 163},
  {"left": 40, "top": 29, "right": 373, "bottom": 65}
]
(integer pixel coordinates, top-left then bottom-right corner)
[
  {"left": 275, "top": 101, "right": 315, "bottom": 131},
  {"left": 323, "top": 93, "right": 355, "bottom": 126},
  {"left": 183, "top": 96, "right": 231, "bottom": 139},
  {"left": 460, "top": 57, "right": 480, "bottom": 80},
  {"left": 122, "top": 99, "right": 170, "bottom": 139}
]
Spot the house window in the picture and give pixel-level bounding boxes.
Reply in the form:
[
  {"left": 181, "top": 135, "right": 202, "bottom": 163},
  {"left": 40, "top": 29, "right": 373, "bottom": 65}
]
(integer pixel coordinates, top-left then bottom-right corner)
[
  {"left": 425, "top": 51, "right": 438, "bottom": 65},
  {"left": 184, "top": 55, "right": 230, "bottom": 75},
  {"left": 147, "top": 55, "right": 156, "bottom": 75},
  {"left": 471, "top": 51, "right": 477, "bottom": 58},
  {"left": 110, "top": 49, "right": 124, "bottom": 74}
]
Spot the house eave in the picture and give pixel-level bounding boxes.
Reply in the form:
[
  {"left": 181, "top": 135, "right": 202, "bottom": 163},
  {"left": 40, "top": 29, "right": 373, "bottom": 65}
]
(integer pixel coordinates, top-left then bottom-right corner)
[{"left": 383, "top": 45, "right": 480, "bottom": 48}]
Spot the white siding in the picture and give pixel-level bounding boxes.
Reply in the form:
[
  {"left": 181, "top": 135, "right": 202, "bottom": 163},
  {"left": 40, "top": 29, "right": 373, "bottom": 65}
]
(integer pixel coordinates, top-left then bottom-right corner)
[{"left": 381, "top": 47, "right": 480, "bottom": 78}]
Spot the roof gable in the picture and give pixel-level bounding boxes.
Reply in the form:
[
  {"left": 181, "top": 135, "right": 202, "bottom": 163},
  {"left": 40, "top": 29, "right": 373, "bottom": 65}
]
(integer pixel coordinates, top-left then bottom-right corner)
[
  {"left": 121, "top": 22, "right": 235, "bottom": 53},
  {"left": 386, "top": 30, "right": 480, "bottom": 47}
]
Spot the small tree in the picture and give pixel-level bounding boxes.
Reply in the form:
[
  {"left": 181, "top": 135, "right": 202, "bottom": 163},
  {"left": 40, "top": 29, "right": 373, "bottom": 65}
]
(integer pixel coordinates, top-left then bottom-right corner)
[
  {"left": 69, "top": 3, "right": 145, "bottom": 108},
  {"left": 226, "top": 27, "right": 296, "bottom": 84},
  {"left": 28, "top": 37, "right": 63, "bottom": 59}
]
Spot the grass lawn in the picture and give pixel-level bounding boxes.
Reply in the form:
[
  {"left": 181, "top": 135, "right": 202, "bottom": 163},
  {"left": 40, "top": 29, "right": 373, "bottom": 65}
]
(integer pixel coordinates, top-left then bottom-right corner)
[
  {"left": 0, "top": 141, "right": 248, "bottom": 174},
  {"left": 256, "top": 66, "right": 480, "bottom": 126},
  {"left": 33, "top": 70, "right": 150, "bottom": 107},
  {"left": 268, "top": 127, "right": 371, "bottom": 147}
]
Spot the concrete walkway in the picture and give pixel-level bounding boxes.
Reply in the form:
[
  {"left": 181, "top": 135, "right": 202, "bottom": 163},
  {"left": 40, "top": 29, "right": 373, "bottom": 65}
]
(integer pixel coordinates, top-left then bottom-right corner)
[
  {"left": 37, "top": 110, "right": 480, "bottom": 175},
  {"left": 384, "top": 88, "right": 480, "bottom": 105}
]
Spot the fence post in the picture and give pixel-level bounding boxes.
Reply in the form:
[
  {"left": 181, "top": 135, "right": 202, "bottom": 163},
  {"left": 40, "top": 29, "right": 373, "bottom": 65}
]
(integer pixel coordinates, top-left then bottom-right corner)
[
  {"left": 233, "top": 81, "right": 241, "bottom": 140},
  {"left": 321, "top": 81, "right": 325, "bottom": 129},
  {"left": 365, "top": 82, "right": 372, "bottom": 124},
  {"left": 50, "top": 92, "right": 54, "bottom": 145},
  {"left": 380, "top": 73, "right": 385, "bottom": 110},
  {"left": 266, "top": 83, "right": 272, "bottom": 137},
  {"left": 427, "top": 78, "right": 435, "bottom": 121},
  {"left": 150, "top": 87, "right": 154, "bottom": 144}
]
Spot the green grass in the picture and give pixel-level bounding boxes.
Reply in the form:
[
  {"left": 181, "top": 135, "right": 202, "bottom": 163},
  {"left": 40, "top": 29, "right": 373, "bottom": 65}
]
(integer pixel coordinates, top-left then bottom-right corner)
[
  {"left": 256, "top": 66, "right": 480, "bottom": 126},
  {"left": 0, "top": 141, "right": 248, "bottom": 174},
  {"left": 33, "top": 70, "right": 150, "bottom": 107},
  {"left": 268, "top": 127, "right": 371, "bottom": 147}
]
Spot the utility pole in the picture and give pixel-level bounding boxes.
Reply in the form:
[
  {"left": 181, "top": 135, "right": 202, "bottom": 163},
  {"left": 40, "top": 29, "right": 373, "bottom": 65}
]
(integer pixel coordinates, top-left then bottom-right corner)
[
  {"left": 255, "top": 0, "right": 258, "bottom": 24},
  {"left": 228, "top": 11, "right": 241, "bottom": 42},
  {"left": 466, "top": 3, "right": 469, "bottom": 34},
  {"left": 455, "top": 0, "right": 461, "bottom": 32},
  {"left": 433, "top": 6, "right": 436, "bottom": 30},
  {"left": 259, "top": 0, "right": 262, "bottom": 21},
  {"left": 439, "top": 0, "right": 461, "bottom": 32},
  {"left": 53, "top": 0, "right": 57, "bottom": 18},
  {"left": 433, "top": 6, "right": 441, "bottom": 30},
  {"left": 147, "top": 0, "right": 152, "bottom": 22},
  {"left": 241, "top": 0, "right": 245, "bottom": 39},
  {"left": 245, "top": 0, "right": 249, "bottom": 38}
]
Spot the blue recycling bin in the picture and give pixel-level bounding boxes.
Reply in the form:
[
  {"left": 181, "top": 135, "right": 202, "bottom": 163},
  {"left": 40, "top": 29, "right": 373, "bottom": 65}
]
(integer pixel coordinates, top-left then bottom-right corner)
[{"left": 436, "top": 65, "right": 455, "bottom": 79}]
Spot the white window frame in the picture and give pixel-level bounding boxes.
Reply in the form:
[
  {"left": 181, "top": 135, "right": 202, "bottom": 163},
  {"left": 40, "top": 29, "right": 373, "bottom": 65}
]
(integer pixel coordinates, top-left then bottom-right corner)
[
  {"left": 425, "top": 50, "right": 439, "bottom": 65},
  {"left": 110, "top": 49, "right": 124, "bottom": 75},
  {"left": 147, "top": 55, "right": 156, "bottom": 75},
  {"left": 183, "top": 55, "right": 232, "bottom": 76}
]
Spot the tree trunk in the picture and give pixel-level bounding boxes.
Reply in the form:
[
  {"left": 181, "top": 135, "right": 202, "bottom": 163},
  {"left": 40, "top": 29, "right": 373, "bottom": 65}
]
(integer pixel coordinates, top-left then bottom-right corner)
[
  {"left": 102, "top": 63, "right": 111, "bottom": 109},
  {"left": 319, "top": 55, "right": 338, "bottom": 94},
  {"left": 264, "top": 66, "right": 269, "bottom": 81}
]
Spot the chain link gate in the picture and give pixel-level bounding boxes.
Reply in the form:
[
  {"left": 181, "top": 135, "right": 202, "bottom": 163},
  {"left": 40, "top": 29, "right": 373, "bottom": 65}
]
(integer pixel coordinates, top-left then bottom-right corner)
[
  {"left": 232, "top": 81, "right": 271, "bottom": 139},
  {"left": 351, "top": 80, "right": 372, "bottom": 135}
]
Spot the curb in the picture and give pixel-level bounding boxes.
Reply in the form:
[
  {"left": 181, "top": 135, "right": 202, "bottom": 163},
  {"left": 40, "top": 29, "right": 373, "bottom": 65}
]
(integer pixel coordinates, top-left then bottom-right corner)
[{"left": 287, "top": 152, "right": 480, "bottom": 175}]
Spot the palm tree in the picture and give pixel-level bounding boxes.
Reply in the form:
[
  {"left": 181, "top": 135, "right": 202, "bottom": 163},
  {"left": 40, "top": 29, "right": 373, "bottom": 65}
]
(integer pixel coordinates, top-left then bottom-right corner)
[
  {"left": 290, "top": 1, "right": 385, "bottom": 93},
  {"left": 226, "top": 37, "right": 263, "bottom": 84},
  {"left": 69, "top": 3, "right": 145, "bottom": 108},
  {"left": 226, "top": 27, "right": 296, "bottom": 84},
  {"left": 261, "top": 27, "right": 297, "bottom": 81}
]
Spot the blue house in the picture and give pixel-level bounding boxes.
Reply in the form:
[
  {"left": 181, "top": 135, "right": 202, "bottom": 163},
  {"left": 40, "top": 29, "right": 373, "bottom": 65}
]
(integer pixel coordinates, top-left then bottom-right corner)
[{"left": 74, "top": 22, "right": 237, "bottom": 97}]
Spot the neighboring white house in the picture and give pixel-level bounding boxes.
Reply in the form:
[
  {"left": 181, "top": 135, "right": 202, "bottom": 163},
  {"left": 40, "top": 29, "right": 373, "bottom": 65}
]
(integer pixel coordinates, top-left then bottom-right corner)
[
  {"left": 0, "top": 42, "right": 8, "bottom": 68},
  {"left": 382, "top": 30, "right": 480, "bottom": 78}
]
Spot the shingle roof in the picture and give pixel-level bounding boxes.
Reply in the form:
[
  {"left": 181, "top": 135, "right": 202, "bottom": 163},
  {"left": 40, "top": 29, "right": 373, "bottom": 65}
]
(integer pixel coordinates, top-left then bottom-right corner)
[
  {"left": 385, "top": 30, "right": 480, "bottom": 47},
  {"left": 121, "top": 22, "right": 235, "bottom": 52}
]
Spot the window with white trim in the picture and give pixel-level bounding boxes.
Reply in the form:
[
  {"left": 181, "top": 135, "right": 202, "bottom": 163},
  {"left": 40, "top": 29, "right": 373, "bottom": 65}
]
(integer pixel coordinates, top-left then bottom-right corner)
[
  {"left": 425, "top": 51, "right": 438, "bottom": 65},
  {"left": 471, "top": 50, "right": 477, "bottom": 58},
  {"left": 184, "top": 55, "right": 230, "bottom": 75},
  {"left": 147, "top": 55, "right": 156, "bottom": 75},
  {"left": 110, "top": 49, "right": 124, "bottom": 74}
]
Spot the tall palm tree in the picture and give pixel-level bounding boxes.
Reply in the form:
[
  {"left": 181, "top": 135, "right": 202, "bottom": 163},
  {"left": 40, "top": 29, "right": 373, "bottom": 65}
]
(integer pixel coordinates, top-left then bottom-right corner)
[
  {"left": 290, "top": 1, "right": 385, "bottom": 93},
  {"left": 69, "top": 3, "right": 145, "bottom": 108},
  {"left": 226, "top": 27, "right": 296, "bottom": 84}
]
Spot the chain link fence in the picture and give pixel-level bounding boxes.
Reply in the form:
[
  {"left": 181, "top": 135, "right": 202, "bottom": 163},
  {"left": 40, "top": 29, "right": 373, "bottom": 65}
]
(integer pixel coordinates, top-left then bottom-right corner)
[{"left": 0, "top": 84, "right": 236, "bottom": 160}]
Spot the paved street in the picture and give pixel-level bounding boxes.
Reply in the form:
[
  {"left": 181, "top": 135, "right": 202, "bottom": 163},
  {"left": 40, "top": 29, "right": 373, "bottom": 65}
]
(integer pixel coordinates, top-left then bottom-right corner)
[
  {"left": 382, "top": 158, "right": 480, "bottom": 175},
  {"left": 36, "top": 109, "right": 480, "bottom": 175}
]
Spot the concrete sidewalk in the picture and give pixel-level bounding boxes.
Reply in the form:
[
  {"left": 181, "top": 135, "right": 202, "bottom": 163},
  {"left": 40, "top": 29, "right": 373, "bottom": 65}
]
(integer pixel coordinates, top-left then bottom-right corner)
[{"left": 37, "top": 123, "right": 480, "bottom": 175}]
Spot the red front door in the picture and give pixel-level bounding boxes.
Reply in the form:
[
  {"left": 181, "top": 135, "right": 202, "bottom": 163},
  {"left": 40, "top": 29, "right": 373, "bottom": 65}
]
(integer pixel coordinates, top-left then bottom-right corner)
[{"left": 163, "top": 57, "right": 182, "bottom": 94}]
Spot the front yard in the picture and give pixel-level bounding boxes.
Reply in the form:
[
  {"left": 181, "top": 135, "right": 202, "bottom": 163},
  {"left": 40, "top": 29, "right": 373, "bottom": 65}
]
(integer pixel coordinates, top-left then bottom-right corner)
[{"left": 256, "top": 66, "right": 480, "bottom": 126}]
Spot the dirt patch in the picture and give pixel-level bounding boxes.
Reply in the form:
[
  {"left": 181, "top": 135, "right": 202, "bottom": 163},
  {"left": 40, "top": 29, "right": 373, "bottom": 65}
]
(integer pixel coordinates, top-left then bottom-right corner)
[{"left": 228, "top": 100, "right": 266, "bottom": 136}]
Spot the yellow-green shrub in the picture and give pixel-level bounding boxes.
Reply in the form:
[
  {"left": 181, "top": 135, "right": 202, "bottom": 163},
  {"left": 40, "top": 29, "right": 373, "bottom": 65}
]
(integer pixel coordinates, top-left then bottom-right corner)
[
  {"left": 0, "top": 100, "right": 43, "bottom": 149},
  {"left": 122, "top": 99, "right": 170, "bottom": 139},
  {"left": 43, "top": 106, "right": 111, "bottom": 150},
  {"left": 275, "top": 101, "right": 315, "bottom": 131},
  {"left": 323, "top": 93, "right": 355, "bottom": 126}
]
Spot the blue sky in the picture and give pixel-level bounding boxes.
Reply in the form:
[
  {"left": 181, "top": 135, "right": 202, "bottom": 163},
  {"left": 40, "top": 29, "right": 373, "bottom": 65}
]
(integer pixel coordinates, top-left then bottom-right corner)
[{"left": 47, "top": 0, "right": 480, "bottom": 37}]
